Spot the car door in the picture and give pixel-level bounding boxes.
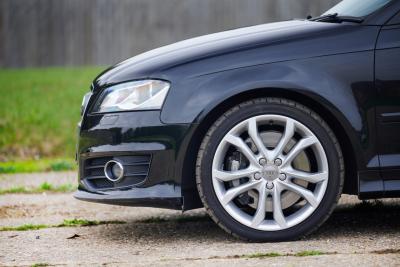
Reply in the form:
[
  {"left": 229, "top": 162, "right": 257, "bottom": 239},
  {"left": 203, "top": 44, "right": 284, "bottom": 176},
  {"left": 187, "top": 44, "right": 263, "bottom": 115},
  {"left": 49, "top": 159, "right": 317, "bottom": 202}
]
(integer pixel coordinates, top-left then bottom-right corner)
[{"left": 375, "top": 11, "right": 400, "bottom": 197}]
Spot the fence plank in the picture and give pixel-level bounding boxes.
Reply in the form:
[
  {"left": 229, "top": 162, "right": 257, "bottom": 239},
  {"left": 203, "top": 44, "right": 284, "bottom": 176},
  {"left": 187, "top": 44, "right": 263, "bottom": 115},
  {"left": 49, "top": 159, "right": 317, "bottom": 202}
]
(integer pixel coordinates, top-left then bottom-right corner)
[{"left": 0, "top": 0, "right": 339, "bottom": 68}]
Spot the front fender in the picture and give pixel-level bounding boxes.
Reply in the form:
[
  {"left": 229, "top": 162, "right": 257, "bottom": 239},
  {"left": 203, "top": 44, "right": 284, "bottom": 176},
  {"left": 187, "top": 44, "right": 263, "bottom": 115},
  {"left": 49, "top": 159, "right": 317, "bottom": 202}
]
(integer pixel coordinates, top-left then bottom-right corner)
[{"left": 163, "top": 51, "right": 377, "bottom": 173}]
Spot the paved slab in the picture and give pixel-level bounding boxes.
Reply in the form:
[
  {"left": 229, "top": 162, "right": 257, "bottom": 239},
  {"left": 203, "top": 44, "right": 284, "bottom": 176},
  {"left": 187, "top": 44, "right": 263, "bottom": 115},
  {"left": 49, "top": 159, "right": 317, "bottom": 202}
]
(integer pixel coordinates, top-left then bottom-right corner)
[{"left": 0, "top": 172, "right": 399, "bottom": 266}]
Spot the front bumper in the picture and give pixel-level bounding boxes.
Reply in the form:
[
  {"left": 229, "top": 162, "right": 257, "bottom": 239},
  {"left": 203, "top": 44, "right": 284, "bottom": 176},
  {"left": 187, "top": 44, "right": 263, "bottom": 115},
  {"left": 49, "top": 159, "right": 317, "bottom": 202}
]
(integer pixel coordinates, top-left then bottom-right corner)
[
  {"left": 75, "top": 110, "right": 192, "bottom": 209},
  {"left": 74, "top": 184, "right": 182, "bottom": 209}
]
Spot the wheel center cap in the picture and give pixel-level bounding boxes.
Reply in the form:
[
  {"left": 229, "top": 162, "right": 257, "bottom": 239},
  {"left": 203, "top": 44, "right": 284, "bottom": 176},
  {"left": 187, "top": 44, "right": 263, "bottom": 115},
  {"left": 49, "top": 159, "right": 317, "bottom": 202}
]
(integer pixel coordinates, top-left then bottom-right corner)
[{"left": 261, "top": 165, "right": 279, "bottom": 181}]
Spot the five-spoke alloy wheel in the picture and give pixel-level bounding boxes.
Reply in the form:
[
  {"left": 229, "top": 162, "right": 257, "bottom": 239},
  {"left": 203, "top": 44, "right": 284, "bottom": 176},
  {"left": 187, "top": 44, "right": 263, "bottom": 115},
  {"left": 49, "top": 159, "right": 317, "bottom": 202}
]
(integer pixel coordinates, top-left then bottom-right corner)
[{"left": 196, "top": 98, "right": 344, "bottom": 241}]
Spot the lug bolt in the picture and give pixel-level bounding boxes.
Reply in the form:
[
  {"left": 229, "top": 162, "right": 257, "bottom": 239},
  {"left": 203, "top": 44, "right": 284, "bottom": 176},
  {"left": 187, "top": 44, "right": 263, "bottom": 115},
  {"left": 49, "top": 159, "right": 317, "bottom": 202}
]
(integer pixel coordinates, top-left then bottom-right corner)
[
  {"left": 254, "top": 172, "right": 262, "bottom": 180},
  {"left": 266, "top": 182, "right": 274, "bottom": 190},
  {"left": 279, "top": 173, "right": 287, "bottom": 181},
  {"left": 274, "top": 158, "right": 282, "bottom": 166},
  {"left": 259, "top": 158, "right": 267, "bottom": 166}
]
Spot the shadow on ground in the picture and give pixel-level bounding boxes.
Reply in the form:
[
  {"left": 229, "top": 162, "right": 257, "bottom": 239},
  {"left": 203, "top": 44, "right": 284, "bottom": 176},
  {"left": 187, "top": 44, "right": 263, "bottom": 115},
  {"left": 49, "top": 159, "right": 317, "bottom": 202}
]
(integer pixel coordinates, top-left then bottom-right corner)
[
  {"left": 96, "top": 200, "right": 400, "bottom": 244},
  {"left": 312, "top": 200, "right": 400, "bottom": 239}
]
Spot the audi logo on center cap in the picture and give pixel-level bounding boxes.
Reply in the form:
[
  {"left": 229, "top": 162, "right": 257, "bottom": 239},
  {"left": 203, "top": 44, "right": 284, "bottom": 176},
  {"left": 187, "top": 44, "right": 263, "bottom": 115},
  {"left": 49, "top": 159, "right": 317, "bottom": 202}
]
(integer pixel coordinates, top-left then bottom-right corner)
[
  {"left": 262, "top": 165, "right": 279, "bottom": 180},
  {"left": 265, "top": 170, "right": 276, "bottom": 177}
]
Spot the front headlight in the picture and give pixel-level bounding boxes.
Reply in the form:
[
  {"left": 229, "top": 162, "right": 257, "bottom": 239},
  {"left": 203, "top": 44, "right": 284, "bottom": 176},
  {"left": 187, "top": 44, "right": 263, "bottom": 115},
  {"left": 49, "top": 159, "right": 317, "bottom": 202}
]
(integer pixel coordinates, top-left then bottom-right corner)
[
  {"left": 81, "top": 92, "right": 92, "bottom": 116},
  {"left": 92, "top": 80, "right": 170, "bottom": 113}
]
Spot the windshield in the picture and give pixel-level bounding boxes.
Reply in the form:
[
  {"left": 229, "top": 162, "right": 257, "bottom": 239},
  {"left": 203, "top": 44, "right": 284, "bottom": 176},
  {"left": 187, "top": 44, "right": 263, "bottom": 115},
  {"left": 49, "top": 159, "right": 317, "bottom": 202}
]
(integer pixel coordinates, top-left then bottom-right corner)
[{"left": 322, "top": 0, "right": 392, "bottom": 18}]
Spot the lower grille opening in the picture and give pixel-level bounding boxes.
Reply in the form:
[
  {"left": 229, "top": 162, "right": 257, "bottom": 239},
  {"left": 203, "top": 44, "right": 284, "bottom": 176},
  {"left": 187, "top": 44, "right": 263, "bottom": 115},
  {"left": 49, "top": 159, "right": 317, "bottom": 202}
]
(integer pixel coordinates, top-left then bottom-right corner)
[{"left": 82, "top": 155, "right": 151, "bottom": 190}]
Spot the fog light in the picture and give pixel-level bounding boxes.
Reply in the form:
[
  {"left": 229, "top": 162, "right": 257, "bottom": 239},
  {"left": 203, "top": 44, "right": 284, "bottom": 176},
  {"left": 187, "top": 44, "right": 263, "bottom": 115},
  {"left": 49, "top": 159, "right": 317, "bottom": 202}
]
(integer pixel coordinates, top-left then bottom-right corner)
[{"left": 104, "top": 160, "right": 124, "bottom": 182}]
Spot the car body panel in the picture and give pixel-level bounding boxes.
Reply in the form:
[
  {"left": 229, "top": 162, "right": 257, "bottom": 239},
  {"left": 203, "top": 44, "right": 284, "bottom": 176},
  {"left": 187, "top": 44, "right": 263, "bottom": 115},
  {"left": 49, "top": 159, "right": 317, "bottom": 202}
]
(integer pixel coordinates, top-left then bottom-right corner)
[
  {"left": 76, "top": 2, "right": 400, "bottom": 210},
  {"left": 93, "top": 21, "right": 377, "bottom": 89},
  {"left": 78, "top": 111, "right": 191, "bottom": 187},
  {"left": 376, "top": 23, "right": 400, "bottom": 197},
  {"left": 74, "top": 184, "right": 182, "bottom": 209}
]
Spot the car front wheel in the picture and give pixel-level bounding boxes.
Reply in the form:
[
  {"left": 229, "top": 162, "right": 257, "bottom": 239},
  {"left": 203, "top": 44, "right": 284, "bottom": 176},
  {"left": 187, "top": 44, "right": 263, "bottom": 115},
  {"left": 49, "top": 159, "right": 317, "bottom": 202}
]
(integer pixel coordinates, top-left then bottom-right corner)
[{"left": 196, "top": 98, "right": 344, "bottom": 241}]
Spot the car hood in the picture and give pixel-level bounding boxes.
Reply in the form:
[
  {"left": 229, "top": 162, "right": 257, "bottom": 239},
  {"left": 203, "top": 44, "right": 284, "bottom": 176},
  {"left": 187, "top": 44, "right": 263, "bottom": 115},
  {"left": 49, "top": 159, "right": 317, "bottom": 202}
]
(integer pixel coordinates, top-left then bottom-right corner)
[{"left": 93, "top": 20, "right": 368, "bottom": 89}]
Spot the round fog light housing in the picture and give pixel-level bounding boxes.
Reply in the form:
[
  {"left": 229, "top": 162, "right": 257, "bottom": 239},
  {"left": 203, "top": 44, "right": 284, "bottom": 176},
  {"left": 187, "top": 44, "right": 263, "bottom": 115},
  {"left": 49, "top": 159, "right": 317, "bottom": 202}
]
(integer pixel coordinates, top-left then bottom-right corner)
[{"left": 104, "top": 160, "right": 124, "bottom": 182}]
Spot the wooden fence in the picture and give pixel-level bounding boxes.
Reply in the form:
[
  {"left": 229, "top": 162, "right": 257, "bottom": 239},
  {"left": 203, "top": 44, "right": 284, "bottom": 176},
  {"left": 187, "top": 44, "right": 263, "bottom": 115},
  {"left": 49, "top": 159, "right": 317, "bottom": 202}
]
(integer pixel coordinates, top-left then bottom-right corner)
[{"left": 0, "top": 0, "right": 339, "bottom": 67}]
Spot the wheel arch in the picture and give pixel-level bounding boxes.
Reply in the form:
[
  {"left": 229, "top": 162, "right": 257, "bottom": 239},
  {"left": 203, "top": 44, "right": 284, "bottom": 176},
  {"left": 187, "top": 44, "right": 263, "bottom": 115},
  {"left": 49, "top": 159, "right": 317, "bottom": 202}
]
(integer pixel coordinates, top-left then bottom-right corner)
[{"left": 181, "top": 88, "right": 358, "bottom": 210}]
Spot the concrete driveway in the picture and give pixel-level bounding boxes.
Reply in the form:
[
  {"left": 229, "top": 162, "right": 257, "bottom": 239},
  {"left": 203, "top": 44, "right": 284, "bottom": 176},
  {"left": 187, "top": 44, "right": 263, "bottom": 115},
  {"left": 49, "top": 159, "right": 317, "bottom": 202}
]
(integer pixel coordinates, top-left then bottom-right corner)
[{"left": 0, "top": 172, "right": 399, "bottom": 266}]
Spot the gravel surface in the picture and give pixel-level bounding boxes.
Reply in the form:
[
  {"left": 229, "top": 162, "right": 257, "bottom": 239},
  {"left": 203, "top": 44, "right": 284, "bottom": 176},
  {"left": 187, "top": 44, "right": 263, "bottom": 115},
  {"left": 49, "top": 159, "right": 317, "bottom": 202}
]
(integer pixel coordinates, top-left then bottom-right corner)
[
  {"left": 0, "top": 172, "right": 399, "bottom": 266},
  {"left": 0, "top": 171, "right": 77, "bottom": 188}
]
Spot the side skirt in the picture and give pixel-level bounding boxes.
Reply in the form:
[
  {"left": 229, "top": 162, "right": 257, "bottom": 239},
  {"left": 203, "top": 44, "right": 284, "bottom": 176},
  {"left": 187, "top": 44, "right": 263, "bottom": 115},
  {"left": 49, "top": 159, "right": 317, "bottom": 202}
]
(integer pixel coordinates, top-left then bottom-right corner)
[{"left": 358, "top": 170, "right": 384, "bottom": 199}]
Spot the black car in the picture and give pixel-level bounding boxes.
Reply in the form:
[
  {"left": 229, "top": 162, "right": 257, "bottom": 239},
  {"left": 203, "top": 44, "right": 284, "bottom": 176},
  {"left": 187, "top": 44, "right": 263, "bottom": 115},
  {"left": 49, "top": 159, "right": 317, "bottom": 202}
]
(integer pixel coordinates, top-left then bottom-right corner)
[{"left": 75, "top": 0, "right": 400, "bottom": 241}]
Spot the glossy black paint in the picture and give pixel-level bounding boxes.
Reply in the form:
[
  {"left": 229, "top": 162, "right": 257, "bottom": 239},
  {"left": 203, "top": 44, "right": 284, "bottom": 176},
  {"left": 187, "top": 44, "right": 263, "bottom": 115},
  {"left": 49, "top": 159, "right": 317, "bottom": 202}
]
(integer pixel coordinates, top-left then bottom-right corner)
[
  {"left": 376, "top": 20, "right": 400, "bottom": 197},
  {"left": 74, "top": 184, "right": 182, "bottom": 209},
  {"left": 76, "top": 2, "right": 400, "bottom": 209}
]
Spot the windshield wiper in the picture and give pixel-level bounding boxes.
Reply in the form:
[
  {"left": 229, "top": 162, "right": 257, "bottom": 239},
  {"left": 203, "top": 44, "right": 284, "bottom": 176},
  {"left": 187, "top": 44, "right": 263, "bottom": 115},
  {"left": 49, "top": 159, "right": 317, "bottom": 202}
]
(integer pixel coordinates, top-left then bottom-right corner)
[
  {"left": 309, "top": 13, "right": 338, "bottom": 21},
  {"left": 308, "top": 13, "right": 363, "bottom": 23}
]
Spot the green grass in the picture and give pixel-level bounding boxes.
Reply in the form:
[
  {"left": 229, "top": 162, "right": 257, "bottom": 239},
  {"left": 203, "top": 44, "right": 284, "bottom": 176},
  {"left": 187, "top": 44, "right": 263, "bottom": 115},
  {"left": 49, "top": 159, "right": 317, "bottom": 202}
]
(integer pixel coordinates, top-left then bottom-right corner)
[
  {"left": 57, "top": 218, "right": 125, "bottom": 227},
  {"left": 0, "top": 182, "right": 76, "bottom": 195},
  {"left": 0, "top": 219, "right": 126, "bottom": 231},
  {"left": 241, "top": 250, "right": 327, "bottom": 259},
  {"left": 31, "top": 263, "right": 49, "bottom": 267},
  {"left": 0, "top": 186, "right": 28, "bottom": 194},
  {"left": 137, "top": 215, "right": 211, "bottom": 224},
  {"left": 245, "top": 252, "right": 283, "bottom": 258},
  {"left": 0, "top": 158, "right": 76, "bottom": 174},
  {"left": 0, "top": 224, "right": 48, "bottom": 231},
  {"left": 295, "top": 250, "right": 325, "bottom": 257},
  {"left": 39, "top": 181, "right": 53, "bottom": 190},
  {"left": 0, "top": 67, "right": 105, "bottom": 161}
]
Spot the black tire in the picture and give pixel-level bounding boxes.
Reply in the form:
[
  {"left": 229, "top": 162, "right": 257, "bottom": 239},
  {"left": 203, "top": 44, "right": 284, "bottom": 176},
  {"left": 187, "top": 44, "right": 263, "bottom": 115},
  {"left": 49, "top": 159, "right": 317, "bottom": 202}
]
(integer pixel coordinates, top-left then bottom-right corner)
[{"left": 196, "top": 98, "right": 344, "bottom": 242}]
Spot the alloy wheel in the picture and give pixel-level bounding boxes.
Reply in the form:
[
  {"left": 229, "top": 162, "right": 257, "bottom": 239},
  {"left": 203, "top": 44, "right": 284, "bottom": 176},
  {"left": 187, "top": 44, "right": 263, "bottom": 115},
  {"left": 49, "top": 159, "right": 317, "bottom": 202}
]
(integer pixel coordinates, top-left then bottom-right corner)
[{"left": 211, "top": 115, "right": 329, "bottom": 231}]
